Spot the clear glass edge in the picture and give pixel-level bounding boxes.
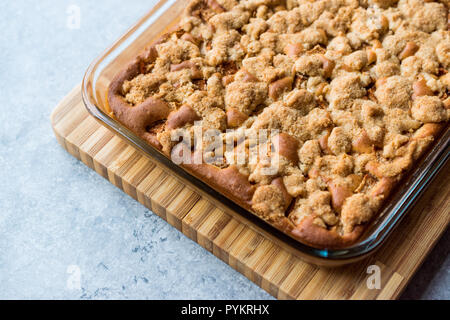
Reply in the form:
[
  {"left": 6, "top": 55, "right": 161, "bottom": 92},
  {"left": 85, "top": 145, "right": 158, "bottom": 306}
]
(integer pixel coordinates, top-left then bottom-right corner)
[{"left": 81, "top": 0, "right": 450, "bottom": 262}]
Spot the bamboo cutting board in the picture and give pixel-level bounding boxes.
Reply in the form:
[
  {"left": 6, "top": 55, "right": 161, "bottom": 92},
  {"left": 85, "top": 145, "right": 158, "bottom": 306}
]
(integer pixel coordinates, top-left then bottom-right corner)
[{"left": 51, "top": 85, "right": 449, "bottom": 300}]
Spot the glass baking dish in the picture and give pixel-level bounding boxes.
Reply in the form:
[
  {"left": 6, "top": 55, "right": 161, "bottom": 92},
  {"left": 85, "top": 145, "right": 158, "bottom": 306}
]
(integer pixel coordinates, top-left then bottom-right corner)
[{"left": 82, "top": 0, "right": 450, "bottom": 266}]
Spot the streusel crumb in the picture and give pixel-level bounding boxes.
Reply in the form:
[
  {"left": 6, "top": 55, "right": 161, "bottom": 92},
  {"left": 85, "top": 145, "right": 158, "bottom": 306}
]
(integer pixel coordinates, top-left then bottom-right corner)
[{"left": 110, "top": 0, "right": 449, "bottom": 247}]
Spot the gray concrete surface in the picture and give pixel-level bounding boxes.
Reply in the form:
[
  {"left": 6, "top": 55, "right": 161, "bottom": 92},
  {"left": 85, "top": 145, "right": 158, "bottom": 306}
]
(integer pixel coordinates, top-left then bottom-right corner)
[{"left": 0, "top": 0, "right": 447, "bottom": 300}]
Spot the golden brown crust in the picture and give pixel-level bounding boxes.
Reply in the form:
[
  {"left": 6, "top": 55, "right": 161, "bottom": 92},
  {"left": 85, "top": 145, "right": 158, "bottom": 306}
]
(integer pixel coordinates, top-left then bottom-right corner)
[
  {"left": 399, "top": 41, "right": 419, "bottom": 61},
  {"left": 108, "top": 46, "right": 171, "bottom": 147},
  {"left": 327, "top": 180, "right": 353, "bottom": 213},
  {"left": 272, "top": 132, "right": 299, "bottom": 164},
  {"left": 412, "top": 123, "right": 444, "bottom": 140},
  {"left": 291, "top": 216, "right": 364, "bottom": 249},
  {"left": 190, "top": 163, "right": 255, "bottom": 206},
  {"left": 108, "top": 0, "right": 449, "bottom": 249},
  {"left": 352, "top": 130, "right": 375, "bottom": 154},
  {"left": 370, "top": 177, "right": 396, "bottom": 199},
  {"left": 412, "top": 79, "right": 434, "bottom": 99},
  {"left": 269, "top": 77, "right": 293, "bottom": 100},
  {"left": 284, "top": 43, "right": 304, "bottom": 58},
  {"left": 226, "top": 107, "right": 248, "bottom": 128},
  {"left": 171, "top": 143, "right": 255, "bottom": 208},
  {"left": 271, "top": 177, "right": 293, "bottom": 211},
  {"left": 166, "top": 104, "right": 200, "bottom": 130}
]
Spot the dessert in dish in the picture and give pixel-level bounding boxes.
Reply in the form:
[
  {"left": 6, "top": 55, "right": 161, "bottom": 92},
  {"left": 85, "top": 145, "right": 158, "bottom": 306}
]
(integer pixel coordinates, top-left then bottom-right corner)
[{"left": 108, "top": 0, "right": 450, "bottom": 249}]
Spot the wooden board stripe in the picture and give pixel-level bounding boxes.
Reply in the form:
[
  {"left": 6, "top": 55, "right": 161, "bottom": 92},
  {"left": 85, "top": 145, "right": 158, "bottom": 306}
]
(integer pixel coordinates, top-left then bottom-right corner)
[{"left": 51, "top": 85, "right": 450, "bottom": 300}]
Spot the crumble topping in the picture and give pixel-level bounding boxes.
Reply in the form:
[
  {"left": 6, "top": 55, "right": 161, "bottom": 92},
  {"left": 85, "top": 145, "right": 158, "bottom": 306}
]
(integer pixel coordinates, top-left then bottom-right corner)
[{"left": 113, "top": 0, "right": 449, "bottom": 243}]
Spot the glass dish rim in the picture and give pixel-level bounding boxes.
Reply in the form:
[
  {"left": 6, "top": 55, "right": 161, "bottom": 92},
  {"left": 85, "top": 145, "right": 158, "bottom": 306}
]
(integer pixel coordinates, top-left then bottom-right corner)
[{"left": 81, "top": 0, "right": 450, "bottom": 263}]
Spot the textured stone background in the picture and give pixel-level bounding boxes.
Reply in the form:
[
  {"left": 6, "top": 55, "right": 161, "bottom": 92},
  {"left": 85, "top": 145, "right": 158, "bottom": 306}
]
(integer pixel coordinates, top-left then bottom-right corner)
[{"left": 0, "top": 0, "right": 448, "bottom": 299}]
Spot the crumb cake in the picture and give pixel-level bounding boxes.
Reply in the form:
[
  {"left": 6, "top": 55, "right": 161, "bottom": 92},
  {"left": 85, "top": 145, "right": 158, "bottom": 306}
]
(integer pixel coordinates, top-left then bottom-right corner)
[{"left": 108, "top": 0, "right": 450, "bottom": 249}]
